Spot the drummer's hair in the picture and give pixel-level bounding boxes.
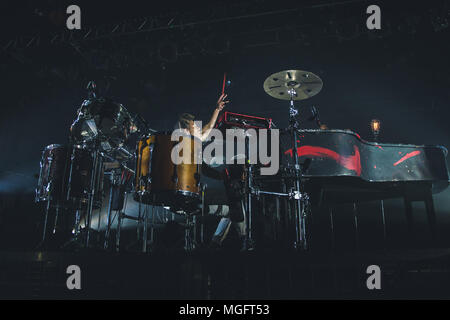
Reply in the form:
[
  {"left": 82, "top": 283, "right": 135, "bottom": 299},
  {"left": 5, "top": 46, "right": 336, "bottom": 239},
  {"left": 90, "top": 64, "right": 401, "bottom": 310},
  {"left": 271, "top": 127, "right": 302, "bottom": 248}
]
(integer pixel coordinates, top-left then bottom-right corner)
[{"left": 178, "top": 113, "right": 195, "bottom": 129}]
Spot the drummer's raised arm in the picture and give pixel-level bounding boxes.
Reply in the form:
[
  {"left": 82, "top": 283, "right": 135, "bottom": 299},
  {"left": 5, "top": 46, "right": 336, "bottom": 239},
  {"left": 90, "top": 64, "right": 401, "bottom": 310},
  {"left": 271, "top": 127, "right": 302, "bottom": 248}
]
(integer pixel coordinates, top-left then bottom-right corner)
[{"left": 201, "top": 94, "right": 229, "bottom": 141}]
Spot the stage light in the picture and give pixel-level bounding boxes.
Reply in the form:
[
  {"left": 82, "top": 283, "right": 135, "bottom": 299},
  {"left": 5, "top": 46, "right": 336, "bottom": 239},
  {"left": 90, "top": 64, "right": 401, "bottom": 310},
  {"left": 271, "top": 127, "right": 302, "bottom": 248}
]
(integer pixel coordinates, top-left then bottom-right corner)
[{"left": 370, "top": 118, "right": 381, "bottom": 141}]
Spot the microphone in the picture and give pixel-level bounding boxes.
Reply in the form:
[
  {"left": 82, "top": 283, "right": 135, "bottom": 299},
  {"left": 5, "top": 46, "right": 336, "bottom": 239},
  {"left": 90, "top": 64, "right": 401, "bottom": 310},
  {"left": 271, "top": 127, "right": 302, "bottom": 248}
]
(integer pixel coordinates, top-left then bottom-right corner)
[{"left": 308, "top": 106, "right": 322, "bottom": 128}]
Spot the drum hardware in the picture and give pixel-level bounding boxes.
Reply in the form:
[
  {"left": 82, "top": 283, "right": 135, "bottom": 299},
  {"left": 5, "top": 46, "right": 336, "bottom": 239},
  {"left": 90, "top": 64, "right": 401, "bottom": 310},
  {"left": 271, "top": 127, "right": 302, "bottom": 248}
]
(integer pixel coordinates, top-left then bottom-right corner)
[
  {"left": 142, "top": 202, "right": 165, "bottom": 253},
  {"left": 37, "top": 155, "right": 53, "bottom": 248},
  {"left": 70, "top": 93, "right": 134, "bottom": 155},
  {"left": 84, "top": 147, "right": 102, "bottom": 248},
  {"left": 245, "top": 156, "right": 254, "bottom": 249},
  {"left": 200, "top": 183, "right": 207, "bottom": 244},
  {"left": 242, "top": 134, "right": 256, "bottom": 250},
  {"left": 287, "top": 87, "right": 307, "bottom": 250},
  {"left": 74, "top": 209, "right": 82, "bottom": 236},
  {"left": 131, "top": 193, "right": 153, "bottom": 253},
  {"left": 142, "top": 203, "right": 149, "bottom": 253},
  {"left": 184, "top": 214, "right": 196, "bottom": 251},
  {"left": 52, "top": 205, "right": 61, "bottom": 234},
  {"left": 251, "top": 187, "right": 309, "bottom": 202},
  {"left": 101, "top": 162, "right": 134, "bottom": 251},
  {"left": 263, "top": 69, "right": 322, "bottom": 250},
  {"left": 115, "top": 193, "right": 134, "bottom": 252},
  {"left": 104, "top": 170, "right": 118, "bottom": 249},
  {"left": 36, "top": 144, "right": 103, "bottom": 248}
]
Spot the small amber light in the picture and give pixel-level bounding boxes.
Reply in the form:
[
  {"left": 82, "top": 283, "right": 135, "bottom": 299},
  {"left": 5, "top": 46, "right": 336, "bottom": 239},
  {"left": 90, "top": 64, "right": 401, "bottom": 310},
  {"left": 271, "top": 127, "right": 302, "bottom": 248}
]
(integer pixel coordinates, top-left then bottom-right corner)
[{"left": 370, "top": 119, "right": 381, "bottom": 141}]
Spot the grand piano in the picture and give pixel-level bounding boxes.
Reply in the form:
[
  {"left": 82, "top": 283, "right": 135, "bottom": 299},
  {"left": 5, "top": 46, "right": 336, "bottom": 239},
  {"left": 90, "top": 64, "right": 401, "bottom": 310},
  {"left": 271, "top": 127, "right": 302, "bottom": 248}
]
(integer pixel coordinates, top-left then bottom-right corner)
[
  {"left": 210, "top": 112, "right": 449, "bottom": 203},
  {"left": 281, "top": 129, "right": 449, "bottom": 203},
  {"left": 206, "top": 111, "right": 449, "bottom": 246}
]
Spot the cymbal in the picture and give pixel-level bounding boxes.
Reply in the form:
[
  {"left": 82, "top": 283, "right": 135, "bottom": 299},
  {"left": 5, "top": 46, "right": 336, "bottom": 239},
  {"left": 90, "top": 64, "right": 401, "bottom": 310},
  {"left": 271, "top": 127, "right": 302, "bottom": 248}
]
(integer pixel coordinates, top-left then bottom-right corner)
[{"left": 263, "top": 70, "right": 323, "bottom": 100}]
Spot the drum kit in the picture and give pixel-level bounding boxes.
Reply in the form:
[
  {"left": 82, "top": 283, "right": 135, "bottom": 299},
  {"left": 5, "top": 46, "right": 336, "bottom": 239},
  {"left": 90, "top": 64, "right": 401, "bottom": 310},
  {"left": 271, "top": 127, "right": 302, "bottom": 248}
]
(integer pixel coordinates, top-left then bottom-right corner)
[{"left": 36, "top": 70, "right": 324, "bottom": 252}]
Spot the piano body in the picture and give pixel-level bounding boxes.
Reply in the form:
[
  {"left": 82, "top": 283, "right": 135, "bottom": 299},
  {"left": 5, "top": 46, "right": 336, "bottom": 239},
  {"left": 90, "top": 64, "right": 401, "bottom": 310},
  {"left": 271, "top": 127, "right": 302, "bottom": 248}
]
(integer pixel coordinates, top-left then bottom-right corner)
[
  {"left": 281, "top": 129, "right": 449, "bottom": 204},
  {"left": 278, "top": 129, "right": 450, "bottom": 246},
  {"left": 205, "top": 112, "right": 449, "bottom": 245}
]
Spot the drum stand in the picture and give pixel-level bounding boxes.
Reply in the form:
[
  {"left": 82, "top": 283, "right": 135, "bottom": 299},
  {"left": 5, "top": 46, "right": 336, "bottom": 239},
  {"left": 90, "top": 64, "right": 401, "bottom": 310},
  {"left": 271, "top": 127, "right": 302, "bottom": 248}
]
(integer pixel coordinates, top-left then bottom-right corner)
[
  {"left": 104, "top": 170, "right": 116, "bottom": 249},
  {"left": 115, "top": 191, "right": 130, "bottom": 252},
  {"left": 142, "top": 204, "right": 151, "bottom": 253},
  {"left": 181, "top": 209, "right": 201, "bottom": 252},
  {"left": 85, "top": 147, "right": 101, "bottom": 248},
  {"left": 132, "top": 193, "right": 155, "bottom": 253},
  {"left": 184, "top": 214, "right": 196, "bottom": 251},
  {"left": 37, "top": 156, "right": 53, "bottom": 248},
  {"left": 110, "top": 190, "right": 139, "bottom": 252}
]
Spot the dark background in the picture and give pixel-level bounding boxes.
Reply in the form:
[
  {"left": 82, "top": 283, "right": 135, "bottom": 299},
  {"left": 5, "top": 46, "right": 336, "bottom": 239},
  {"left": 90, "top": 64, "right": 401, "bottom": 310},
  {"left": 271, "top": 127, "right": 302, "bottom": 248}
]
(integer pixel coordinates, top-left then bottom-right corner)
[{"left": 0, "top": 0, "right": 449, "bottom": 250}]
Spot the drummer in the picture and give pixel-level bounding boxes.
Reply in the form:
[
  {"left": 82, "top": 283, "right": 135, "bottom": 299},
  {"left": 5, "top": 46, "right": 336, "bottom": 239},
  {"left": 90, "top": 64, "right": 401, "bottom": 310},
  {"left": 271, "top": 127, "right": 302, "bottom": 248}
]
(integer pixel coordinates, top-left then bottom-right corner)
[
  {"left": 175, "top": 93, "right": 228, "bottom": 141},
  {"left": 174, "top": 94, "right": 251, "bottom": 251}
]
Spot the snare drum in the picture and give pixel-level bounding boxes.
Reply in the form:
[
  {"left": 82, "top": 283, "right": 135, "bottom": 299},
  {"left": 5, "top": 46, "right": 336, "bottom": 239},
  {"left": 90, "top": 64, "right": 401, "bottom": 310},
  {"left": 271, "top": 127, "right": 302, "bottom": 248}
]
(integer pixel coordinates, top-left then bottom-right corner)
[
  {"left": 36, "top": 144, "right": 103, "bottom": 208},
  {"left": 135, "top": 132, "right": 201, "bottom": 208}
]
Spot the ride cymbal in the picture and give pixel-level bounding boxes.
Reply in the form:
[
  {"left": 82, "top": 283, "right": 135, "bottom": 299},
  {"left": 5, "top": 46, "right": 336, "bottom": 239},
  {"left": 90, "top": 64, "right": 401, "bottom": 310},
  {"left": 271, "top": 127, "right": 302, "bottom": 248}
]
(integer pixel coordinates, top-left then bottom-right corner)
[{"left": 263, "top": 70, "right": 323, "bottom": 100}]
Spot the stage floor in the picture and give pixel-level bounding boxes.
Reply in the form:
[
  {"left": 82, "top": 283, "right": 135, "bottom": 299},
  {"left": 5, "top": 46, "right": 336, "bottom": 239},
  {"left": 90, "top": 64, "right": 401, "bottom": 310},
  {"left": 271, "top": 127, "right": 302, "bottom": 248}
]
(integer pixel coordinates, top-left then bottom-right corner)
[{"left": 1, "top": 248, "right": 450, "bottom": 299}]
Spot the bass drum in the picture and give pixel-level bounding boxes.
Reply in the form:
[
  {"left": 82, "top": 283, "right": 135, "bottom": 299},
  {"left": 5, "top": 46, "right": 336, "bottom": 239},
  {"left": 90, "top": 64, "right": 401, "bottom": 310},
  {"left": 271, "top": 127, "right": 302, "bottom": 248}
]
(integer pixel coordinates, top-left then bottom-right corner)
[
  {"left": 135, "top": 132, "right": 201, "bottom": 210},
  {"left": 36, "top": 144, "right": 104, "bottom": 209}
]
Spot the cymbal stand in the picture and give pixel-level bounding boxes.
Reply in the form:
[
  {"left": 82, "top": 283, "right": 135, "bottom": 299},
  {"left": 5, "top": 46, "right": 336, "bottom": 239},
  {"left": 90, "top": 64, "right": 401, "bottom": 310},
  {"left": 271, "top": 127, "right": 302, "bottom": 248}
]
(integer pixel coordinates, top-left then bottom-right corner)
[
  {"left": 287, "top": 88, "right": 308, "bottom": 250},
  {"left": 245, "top": 162, "right": 254, "bottom": 249},
  {"left": 244, "top": 137, "right": 255, "bottom": 249}
]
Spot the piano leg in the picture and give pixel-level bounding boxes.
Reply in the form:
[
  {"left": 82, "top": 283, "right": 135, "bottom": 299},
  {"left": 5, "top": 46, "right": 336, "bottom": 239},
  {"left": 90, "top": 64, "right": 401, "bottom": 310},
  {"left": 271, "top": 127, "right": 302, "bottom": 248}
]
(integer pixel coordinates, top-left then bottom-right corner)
[
  {"left": 404, "top": 191, "right": 437, "bottom": 247},
  {"left": 424, "top": 191, "right": 437, "bottom": 243},
  {"left": 329, "top": 207, "right": 335, "bottom": 251},
  {"left": 404, "top": 198, "right": 414, "bottom": 240},
  {"left": 380, "top": 200, "right": 387, "bottom": 246},
  {"left": 352, "top": 203, "right": 359, "bottom": 251}
]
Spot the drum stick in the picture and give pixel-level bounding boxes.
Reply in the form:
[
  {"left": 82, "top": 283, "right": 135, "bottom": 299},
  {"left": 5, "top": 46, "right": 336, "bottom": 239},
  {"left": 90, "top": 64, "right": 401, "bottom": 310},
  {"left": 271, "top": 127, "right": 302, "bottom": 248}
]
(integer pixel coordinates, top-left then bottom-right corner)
[{"left": 222, "top": 72, "right": 227, "bottom": 95}]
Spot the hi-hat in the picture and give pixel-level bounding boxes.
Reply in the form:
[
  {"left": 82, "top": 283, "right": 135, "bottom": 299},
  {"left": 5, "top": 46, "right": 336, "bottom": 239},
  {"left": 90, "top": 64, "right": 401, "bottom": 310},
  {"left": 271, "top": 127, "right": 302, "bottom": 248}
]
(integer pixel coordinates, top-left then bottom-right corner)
[{"left": 263, "top": 70, "right": 323, "bottom": 100}]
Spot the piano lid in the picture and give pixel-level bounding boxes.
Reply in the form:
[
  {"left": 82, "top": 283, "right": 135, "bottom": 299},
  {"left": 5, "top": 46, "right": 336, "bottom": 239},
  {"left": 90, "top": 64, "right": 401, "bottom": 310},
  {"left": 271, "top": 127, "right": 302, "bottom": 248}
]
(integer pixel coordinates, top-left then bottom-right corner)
[{"left": 281, "top": 129, "right": 449, "bottom": 194}]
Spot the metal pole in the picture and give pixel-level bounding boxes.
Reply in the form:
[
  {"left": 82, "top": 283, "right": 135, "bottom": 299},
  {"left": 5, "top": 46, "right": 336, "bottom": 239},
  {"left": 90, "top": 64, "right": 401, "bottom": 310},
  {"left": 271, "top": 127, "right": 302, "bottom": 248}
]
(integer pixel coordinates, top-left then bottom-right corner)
[
  {"left": 42, "top": 199, "right": 51, "bottom": 244},
  {"left": 52, "top": 205, "right": 60, "bottom": 234},
  {"left": 142, "top": 204, "right": 148, "bottom": 253},
  {"left": 85, "top": 149, "right": 99, "bottom": 247},
  {"left": 104, "top": 171, "right": 115, "bottom": 249},
  {"left": 289, "top": 91, "right": 306, "bottom": 250},
  {"left": 41, "top": 156, "right": 53, "bottom": 245},
  {"left": 247, "top": 164, "right": 253, "bottom": 243},
  {"left": 116, "top": 191, "right": 126, "bottom": 252},
  {"left": 149, "top": 205, "right": 155, "bottom": 249},
  {"left": 380, "top": 199, "right": 387, "bottom": 244},
  {"left": 200, "top": 184, "right": 206, "bottom": 244},
  {"left": 66, "top": 147, "right": 76, "bottom": 202}
]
